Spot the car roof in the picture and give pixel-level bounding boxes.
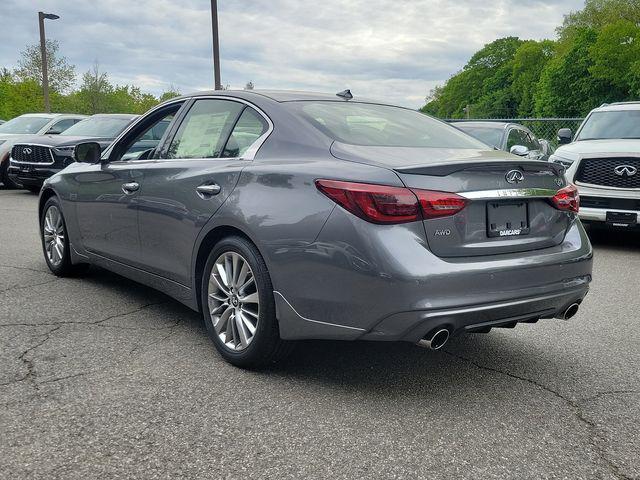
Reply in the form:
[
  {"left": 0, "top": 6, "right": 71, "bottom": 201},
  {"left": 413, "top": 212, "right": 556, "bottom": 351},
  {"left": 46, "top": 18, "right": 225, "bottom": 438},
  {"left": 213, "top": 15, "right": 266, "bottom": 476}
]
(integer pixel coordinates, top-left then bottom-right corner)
[
  {"left": 593, "top": 102, "right": 640, "bottom": 112},
  {"left": 172, "top": 89, "right": 385, "bottom": 105},
  {"left": 87, "top": 113, "right": 138, "bottom": 119},
  {"left": 17, "top": 113, "right": 87, "bottom": 119},
  {"left": 451, "top": 121, "right": 515, "bottom": 130}
]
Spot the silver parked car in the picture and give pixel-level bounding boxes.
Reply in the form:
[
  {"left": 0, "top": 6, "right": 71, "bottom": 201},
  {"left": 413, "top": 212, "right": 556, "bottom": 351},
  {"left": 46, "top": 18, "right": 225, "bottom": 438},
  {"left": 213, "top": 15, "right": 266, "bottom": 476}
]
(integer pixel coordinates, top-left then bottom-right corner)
[{"left": 39, "top": 90, "right": 592, "bottom": 367}]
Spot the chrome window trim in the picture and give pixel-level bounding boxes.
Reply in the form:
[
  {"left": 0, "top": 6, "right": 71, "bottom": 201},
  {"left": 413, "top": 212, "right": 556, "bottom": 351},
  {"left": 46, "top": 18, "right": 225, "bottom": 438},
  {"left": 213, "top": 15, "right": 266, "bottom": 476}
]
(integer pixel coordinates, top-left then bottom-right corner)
[
  {"left": 460, "top": 188, "right": 558, "bottom": 200},
  {"left": 9, "top": 144, "right": 55, "bottom": 166},
  {"left": 104, "top": 95, "right": 274, "bottom": 164}
]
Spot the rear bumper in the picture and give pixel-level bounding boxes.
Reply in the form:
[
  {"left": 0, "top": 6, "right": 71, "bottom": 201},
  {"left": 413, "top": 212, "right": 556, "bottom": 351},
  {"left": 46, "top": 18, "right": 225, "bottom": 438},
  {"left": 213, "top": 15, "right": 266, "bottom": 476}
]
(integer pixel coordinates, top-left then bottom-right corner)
[
  {"left": 579, "top": 206, "right": 640, "bottom": 223},
  {"left": 272, "top": 206, "right": 593, "bottom": 341},
  {"left": 361, "top": 282, "right": 589, "bottom": 343}
]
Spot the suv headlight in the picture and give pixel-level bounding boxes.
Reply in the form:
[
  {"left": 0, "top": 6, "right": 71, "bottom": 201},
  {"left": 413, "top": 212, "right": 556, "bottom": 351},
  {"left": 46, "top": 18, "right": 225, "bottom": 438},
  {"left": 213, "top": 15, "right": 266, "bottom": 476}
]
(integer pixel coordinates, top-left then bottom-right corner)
[
  {"left": 549, "top": 154, "right": 574, "bottom": 167},
  {"left": 54, "top": 146, "right": 75, "bottom": 156}
]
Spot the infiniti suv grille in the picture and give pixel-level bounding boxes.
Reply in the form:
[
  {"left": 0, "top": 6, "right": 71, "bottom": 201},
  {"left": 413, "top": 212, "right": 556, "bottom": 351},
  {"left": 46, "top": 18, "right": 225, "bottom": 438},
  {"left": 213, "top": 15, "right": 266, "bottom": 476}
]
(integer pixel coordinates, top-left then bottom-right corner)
[
  {"left": 11, "top": 144, "right": 54, "bottom": 164},
  {"left": 575, "top": 157, "right": 640, "bottom": 188}
]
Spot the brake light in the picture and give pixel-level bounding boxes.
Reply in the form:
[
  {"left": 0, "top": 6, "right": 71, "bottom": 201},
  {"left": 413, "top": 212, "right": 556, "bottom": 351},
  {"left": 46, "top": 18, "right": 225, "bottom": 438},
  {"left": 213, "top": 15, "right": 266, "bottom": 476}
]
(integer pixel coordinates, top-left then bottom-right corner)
[
  {"left": 412, "top": 189, "right": 468, "bottom": 219},
  {"left": 315, "top": 179, "right": 468, "bottom": 224},
  {"left": 315, "top": 180, "right": 420, "bottom": 224},
  {"left": 551, "top": 184, "right": 579, "bottom": 213}
]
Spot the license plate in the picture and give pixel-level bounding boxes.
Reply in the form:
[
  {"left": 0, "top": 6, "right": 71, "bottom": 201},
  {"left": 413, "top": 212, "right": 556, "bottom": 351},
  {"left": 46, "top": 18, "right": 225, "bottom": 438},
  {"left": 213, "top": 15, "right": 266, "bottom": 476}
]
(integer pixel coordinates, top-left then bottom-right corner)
[
  {"left": 487, "top": 201, "right": 530, "bottom": 238},
  {"left": 606, "top": 211, "right": 637, "bottom": 227}
]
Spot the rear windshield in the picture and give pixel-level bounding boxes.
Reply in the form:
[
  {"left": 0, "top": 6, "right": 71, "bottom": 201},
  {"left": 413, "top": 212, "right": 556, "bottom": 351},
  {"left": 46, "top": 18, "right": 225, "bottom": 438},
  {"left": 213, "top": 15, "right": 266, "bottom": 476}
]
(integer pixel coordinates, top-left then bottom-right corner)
[
  {"left": 455, "top": 125, "right": 503, "bottom": 148},
  {"left": 291, "top": 101, "right": 487, "bottom": 149},
  {"left": 576, "top": 110, "right": 640, "bottom": 141},
  {"left": 0, "top": 116, "right": 51, "bottom": 134},
  {"left": 61, "top": 116, "right": 133, "bottom": 138}
]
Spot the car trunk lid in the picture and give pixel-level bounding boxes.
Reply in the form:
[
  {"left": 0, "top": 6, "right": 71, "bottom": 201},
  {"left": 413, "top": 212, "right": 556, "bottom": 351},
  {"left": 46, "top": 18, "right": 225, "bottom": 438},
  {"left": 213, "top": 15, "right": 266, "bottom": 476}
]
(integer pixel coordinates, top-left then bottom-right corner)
[{"left": 330, "top": 143, "right": 572, "bottom": 258}]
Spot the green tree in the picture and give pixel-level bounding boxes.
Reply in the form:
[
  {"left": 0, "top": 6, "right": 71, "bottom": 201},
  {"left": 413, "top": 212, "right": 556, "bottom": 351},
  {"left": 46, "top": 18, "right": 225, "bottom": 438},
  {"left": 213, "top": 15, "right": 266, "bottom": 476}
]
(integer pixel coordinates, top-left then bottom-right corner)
[
  {"left": 421, "top": 37, "right": 523, "bottom": 118},
  {"left": 15, "top": 40, "right": 76, "bottom": 93},
  {"left": 511, "top": 40, "right": 556, "bottom": 117},
  {"left": 534, "top": 28, "right": 614, "bottom": 117},
  {"left": 558, "top": 0, "right": 640, "bottom": 42},
  {"left": 589, "top": 19, "right": 640, "bottom": 91}
]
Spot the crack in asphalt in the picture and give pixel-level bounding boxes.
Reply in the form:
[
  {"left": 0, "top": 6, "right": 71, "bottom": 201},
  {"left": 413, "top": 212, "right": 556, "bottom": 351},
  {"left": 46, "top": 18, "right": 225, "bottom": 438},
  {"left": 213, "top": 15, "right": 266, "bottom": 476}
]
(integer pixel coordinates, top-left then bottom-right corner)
[
  {"left": 0, "top": 325, "right": 62, "bottom": 389},
  {"left": 0, "top": 278, "right": 59, "bottom": 294},
  {"left": 0, "top": 264, "right": 49, "bottom": 274},
  {"left": 128, "top": 317, "right": 182, "bottom": 356},
  {"left": 0, "top": 301, "right": 170, "bottom": 391},
  {"left": 443, "top": 350, "right": 635, "bottom": 480}
]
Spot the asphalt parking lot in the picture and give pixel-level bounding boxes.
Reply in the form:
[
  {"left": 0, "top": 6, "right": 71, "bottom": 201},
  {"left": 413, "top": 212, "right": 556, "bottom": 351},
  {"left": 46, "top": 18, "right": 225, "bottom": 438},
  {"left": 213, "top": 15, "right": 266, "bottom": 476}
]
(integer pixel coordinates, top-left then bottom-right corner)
[{"left": 0, "top": 189, "right": 638, "bottom": 480}]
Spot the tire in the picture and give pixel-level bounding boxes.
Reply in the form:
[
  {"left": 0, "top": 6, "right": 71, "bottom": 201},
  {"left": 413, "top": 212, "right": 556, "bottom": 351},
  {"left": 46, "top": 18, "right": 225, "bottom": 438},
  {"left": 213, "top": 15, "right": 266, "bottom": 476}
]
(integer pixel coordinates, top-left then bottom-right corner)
[
  {"left": 201, "top": 236, "right": 293, "bottom": 368},
  {"left": 41, "top": 196, "right": 89, "bottom": 277}
]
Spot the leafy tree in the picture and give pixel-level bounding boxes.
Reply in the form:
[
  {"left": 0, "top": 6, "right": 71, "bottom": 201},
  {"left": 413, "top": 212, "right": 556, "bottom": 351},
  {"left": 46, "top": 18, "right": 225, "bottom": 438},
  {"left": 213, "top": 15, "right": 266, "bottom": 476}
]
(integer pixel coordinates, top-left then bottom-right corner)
[
  {"left": 589, "top": 19, "right": 640, "bottom": 91},
  {"left": 558, "top": 0, "right": 640, "bottom": 42},
  {"left": 534, "top": 28, "right": 617, "bottom": 116},
  {"left": 421, "top": 37, "right": 523, "bottom": 118},
  {"left": 511, "top": 40, "right": 556, "bottom": 117},
  {"left": 15, "top": 40, "right": 76, "bottom": 93},
  {"left": 77, "top": 62, "right": 112, "bottom": 114}
]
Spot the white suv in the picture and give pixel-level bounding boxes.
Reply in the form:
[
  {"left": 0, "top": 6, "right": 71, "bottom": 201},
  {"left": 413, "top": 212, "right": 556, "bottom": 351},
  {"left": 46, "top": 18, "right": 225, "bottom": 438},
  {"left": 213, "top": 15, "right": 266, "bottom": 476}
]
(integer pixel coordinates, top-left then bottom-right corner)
[{"left": 551, "top": 102, "right": 640, "bottom": 228}]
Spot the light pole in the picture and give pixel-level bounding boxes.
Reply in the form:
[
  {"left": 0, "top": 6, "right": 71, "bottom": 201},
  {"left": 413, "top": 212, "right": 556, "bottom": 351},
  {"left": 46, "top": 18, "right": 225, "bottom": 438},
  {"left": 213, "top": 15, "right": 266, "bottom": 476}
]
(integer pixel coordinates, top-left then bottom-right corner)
[
  {"left": 210, "top": 0, "right": 221, "bottom": 90},
  {"left": 38, "top": 11, "right": 60, "bottom": 113}
]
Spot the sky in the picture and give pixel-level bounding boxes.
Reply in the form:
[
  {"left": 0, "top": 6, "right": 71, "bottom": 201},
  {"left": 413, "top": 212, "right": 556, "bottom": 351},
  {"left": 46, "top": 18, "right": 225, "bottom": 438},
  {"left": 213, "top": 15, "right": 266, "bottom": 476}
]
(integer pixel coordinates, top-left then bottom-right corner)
[{"left": 0, "top": 0, "right": 585, "bottom": 108}]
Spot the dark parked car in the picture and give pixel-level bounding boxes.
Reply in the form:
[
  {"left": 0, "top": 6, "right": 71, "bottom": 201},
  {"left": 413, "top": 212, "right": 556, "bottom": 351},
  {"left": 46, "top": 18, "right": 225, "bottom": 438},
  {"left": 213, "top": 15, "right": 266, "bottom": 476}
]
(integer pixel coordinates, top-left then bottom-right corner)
[
  {"left": 7, "top": 114, "right": 159, "bottom": 192},
  {"left": 0, "top": 113, "right": 87, "bottom": 188},
  {"left": 452, "top": 121, "right": 552, "bottom": 160},
  {"left": 38, "top": 90, "right": 592, "bottom": 367}
]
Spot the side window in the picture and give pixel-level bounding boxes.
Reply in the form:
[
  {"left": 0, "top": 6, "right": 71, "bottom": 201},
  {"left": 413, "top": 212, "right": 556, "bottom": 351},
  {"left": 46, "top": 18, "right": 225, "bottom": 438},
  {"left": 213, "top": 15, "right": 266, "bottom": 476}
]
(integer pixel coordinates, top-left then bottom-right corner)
[
  {"left": 110, "top": 103, "right": 183, "bottom": 162},
  {"left": 526, "top": 132, "right": 541, "bottom": 150},
  {"left": 48, "top": 118, "right": 76, "bottom": 134},
  {"left": 222, "top": 107, "right": 269, "bottom": 158},
  {"left": 507, "top": 129, "right": 527, "bottom": 149},
  {"left": 167, "top": 99, "right": 243, "bottom": 159}
]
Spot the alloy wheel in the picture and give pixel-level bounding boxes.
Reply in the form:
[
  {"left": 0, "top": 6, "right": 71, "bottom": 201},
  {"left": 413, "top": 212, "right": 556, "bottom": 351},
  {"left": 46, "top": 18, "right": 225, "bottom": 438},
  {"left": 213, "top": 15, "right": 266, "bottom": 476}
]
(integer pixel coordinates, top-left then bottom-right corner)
[
  {"left": 43, "top": 206, "right": 65, "bottom": 267},
  {"left": 207, "top": 251, "right": 260, "bottom": 351}
]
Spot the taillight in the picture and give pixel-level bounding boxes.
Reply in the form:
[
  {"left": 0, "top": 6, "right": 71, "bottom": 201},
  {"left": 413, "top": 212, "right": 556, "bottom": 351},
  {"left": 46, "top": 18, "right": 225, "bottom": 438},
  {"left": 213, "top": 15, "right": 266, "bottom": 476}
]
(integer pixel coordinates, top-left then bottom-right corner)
[
  {"left": 315, "top": 180, "right": 420, "bottom": 224},
  {"left": 412, "top": 189, "right": 468, "bottom": 219},
  {"left": 551, "top": 184, "right": 579, "bottom": 213},
  {"left": 315, "top": 179, "right": 467, "bottom": 224}
]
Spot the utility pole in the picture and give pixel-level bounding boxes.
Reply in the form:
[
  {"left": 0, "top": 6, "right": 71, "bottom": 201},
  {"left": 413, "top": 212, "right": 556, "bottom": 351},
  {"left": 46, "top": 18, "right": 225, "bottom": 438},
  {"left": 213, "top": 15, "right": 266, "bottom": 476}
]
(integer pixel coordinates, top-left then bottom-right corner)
[
  {"left": 38, "top": 11, "right": 60, "bottom": 113},
  {"left": 210, "top": 0, "right": 222, "bottom": 90}
]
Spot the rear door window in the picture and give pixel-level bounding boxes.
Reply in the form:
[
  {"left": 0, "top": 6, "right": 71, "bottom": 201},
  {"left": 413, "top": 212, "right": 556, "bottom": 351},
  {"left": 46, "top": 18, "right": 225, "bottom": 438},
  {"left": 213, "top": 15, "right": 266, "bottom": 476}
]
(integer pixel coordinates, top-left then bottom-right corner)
[
  {"left": 222, "top": 107, "right": 269, "bottom": 158},
  {"left": 167, "top": 99, "right": 243, "bottom": 159}
]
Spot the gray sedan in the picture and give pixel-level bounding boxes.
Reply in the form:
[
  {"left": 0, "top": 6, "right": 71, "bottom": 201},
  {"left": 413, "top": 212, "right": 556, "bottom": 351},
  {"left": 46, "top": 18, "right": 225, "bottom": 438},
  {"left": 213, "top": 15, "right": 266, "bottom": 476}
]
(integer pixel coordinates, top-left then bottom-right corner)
[{"left": 38, "top": 90, "right": 592, "bottom": 367}]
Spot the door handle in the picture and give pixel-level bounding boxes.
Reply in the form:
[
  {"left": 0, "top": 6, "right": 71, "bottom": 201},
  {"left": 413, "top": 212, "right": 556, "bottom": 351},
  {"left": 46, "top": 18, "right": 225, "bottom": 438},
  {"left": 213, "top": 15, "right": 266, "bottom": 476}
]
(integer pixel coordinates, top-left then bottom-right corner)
[
  {"left": 196, "top": 183, "right": 221, "bottom": 198},
  {"left": 122, "top": 182, "right": 140, "bottom": 194}
]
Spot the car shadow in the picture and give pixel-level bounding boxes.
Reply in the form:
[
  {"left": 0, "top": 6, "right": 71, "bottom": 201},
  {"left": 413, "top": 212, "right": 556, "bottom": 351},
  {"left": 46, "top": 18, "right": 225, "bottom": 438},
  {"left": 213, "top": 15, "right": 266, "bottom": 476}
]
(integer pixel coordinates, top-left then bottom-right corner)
[
  {"left": 586, "top": 225, "right": 640, "bottom": 252},
  {"left": 78, "top": 267, "right": 569, "bottom": 396}
]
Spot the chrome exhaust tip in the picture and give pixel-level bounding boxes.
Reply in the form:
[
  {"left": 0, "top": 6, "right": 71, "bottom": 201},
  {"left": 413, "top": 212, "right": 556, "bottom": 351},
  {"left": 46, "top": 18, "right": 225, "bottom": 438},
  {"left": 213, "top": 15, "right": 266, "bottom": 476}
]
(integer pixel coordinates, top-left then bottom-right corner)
[
  {"left": 560, "top": 303, "right": 580, "bottom": 320},
  {"left": 418, "top": 328, "right": 450, "bottom": 350}
]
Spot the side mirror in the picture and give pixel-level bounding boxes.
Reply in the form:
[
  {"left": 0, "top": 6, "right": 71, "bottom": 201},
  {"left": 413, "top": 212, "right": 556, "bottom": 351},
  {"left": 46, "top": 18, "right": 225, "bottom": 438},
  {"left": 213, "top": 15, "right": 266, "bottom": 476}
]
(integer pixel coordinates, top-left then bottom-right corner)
[
  {"left": 557, "top": 128, "right": 572, "bottom": 145},
  {"left": 73, "top": 142, "right": 102, "bottom": 164},
  {"left": 510, "top": 145, "right": 529, "bottom": 156}
]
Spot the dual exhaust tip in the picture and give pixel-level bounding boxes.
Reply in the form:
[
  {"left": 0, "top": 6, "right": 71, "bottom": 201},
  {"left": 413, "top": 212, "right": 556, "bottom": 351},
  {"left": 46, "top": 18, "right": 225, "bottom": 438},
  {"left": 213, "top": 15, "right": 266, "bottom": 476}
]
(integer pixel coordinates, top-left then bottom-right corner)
[{"left": 418, "top": 303, "right": 580, "bottom": 350}]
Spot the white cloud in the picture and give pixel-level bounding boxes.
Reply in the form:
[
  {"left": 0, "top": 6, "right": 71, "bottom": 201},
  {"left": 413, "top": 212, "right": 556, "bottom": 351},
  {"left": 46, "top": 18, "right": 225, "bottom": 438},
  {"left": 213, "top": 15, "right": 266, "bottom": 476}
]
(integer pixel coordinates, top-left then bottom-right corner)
[{"left": 0, "top": 0, "right": 584, "bottom": 108}]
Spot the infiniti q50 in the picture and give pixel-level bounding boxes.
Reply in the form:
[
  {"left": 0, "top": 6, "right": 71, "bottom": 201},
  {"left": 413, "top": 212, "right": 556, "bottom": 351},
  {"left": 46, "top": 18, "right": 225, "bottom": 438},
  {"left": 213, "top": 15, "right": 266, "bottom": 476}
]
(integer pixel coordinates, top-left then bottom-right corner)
[{"left": 38, "top": 90, "right": 592, "bottom": 367}]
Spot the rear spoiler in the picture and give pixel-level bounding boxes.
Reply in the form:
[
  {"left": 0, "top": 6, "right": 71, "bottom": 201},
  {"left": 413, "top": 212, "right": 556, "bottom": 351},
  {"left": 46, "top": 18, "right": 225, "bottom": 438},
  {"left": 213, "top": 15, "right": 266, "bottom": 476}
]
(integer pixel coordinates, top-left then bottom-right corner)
[{"left": 395, "top": 160, "right": 564, "bottom": 177}]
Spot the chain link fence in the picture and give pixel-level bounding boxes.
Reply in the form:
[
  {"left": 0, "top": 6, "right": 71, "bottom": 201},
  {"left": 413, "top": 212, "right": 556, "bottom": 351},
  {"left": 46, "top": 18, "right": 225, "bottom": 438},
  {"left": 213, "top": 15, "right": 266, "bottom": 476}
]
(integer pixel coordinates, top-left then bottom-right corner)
[{"left": 446, "top": 118, "right": 584, "bottom": 148}]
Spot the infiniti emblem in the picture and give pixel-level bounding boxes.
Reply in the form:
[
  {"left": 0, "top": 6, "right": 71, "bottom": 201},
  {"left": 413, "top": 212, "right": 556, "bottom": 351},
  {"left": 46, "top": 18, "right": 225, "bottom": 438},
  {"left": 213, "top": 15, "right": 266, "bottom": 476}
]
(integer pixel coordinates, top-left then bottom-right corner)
[
  {"left": 23, "top": 147, "right": 32, "bottom": 155},
  {"left": 505, "top": 169, "right": 524, "bottom": 184},
  {"left": 614, "top": 165, "right": 637, "bottom": 177}
]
